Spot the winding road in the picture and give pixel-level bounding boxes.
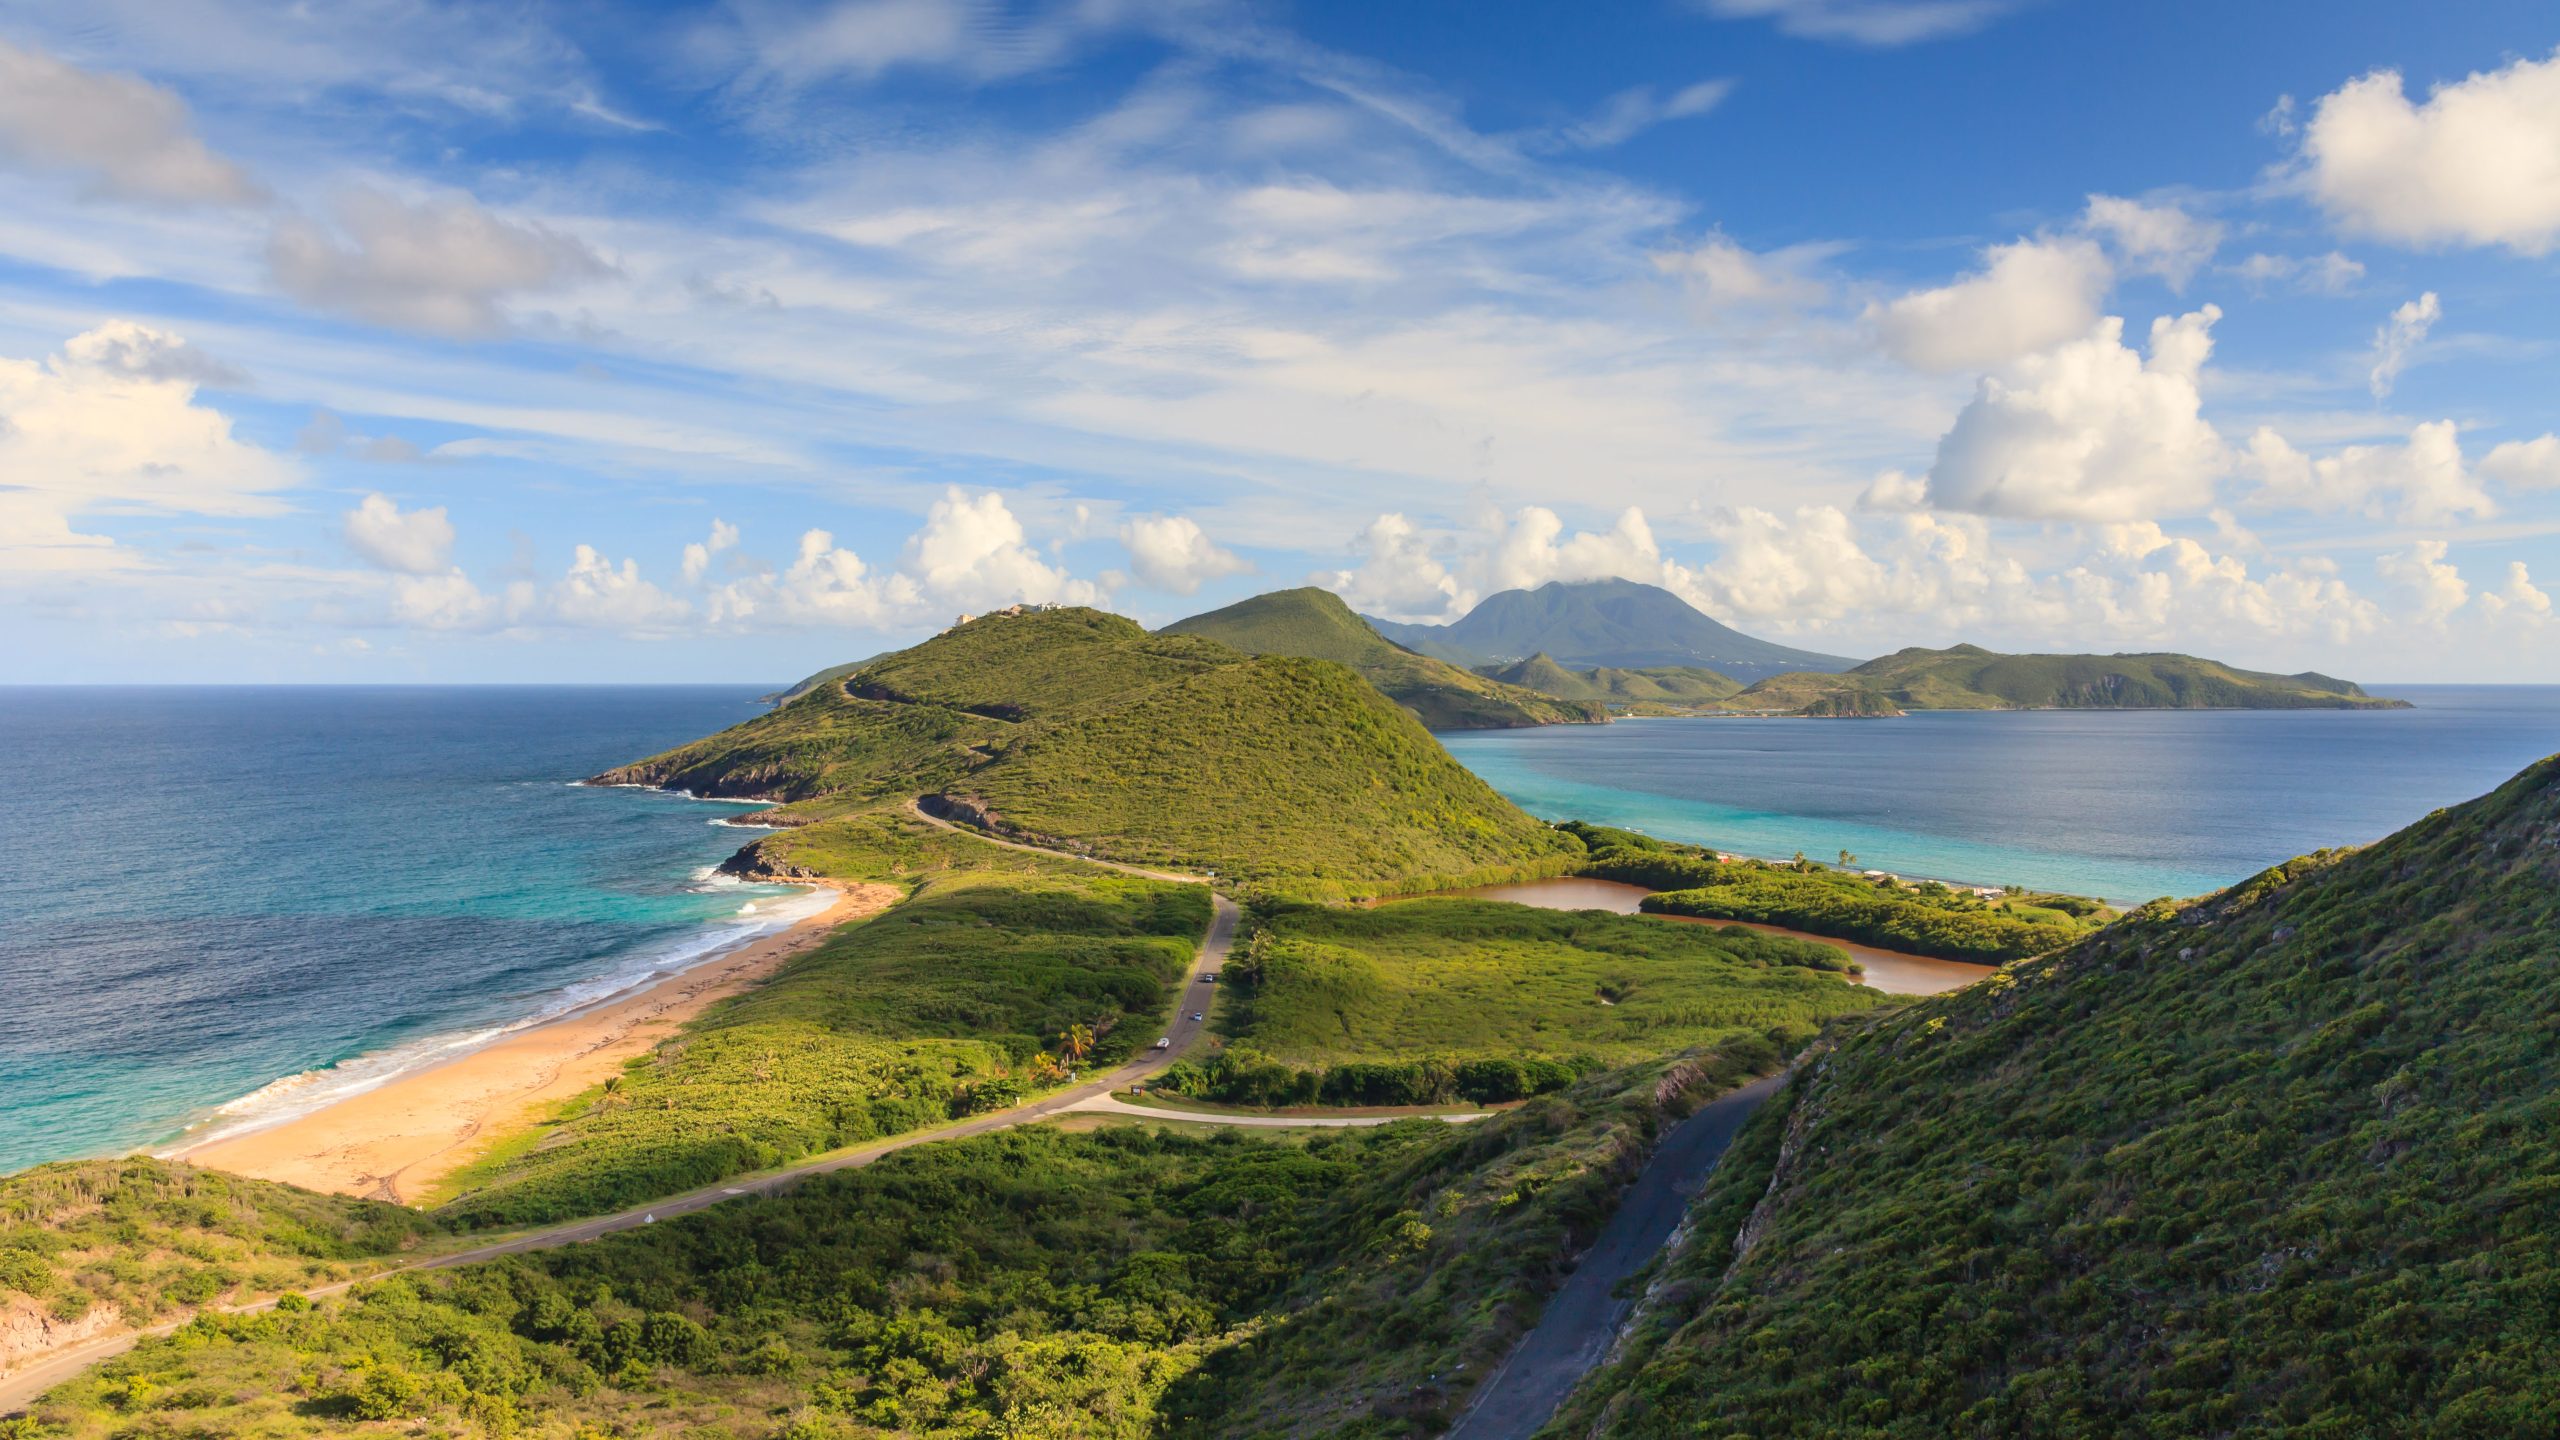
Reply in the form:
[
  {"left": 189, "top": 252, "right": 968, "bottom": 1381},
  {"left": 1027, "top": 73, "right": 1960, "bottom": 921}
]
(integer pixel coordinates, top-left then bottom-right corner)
[{"left": 1446, "top": 1073, "right": 1787, "bottom": 1440}]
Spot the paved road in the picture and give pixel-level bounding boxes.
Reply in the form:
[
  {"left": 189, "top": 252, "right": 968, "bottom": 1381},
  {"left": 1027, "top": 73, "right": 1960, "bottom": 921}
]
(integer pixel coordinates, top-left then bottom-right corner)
[
  {"left": 1446, "top": 1073, "right": 1787, "bottom": 1440},
  {"left": 2, "top": 818, "right": 1239, "bottom": 1416}
]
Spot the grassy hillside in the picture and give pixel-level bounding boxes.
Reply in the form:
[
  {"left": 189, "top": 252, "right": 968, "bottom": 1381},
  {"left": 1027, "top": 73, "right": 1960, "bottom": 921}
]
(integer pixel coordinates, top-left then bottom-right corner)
[
  {"left": 1161, "top": 588, "right": 1605, "bottom": 730},
  {"left": 1570, "top": 823, "right": 2106, "bottom": 961},
  {"left": 1721, "top": 670, "right": 1906, "bottom": 716},
  {"left": 1153, "top": 899, "right": 1887, "bottom": 1106},
  {"left": 1477, "top": 653, "right": 1742, "bottom": 709},
  {"left": 1571, "top": 753, "right": 2560, "bottom": 1438},
  {"left": 599, "top": 606, "right": 1576, "bottom": 895},
  {"left": 0, "top": 1161, "right": 439, "bottom": 1375},
  {"left": 1366, "top": 578, "right": 1854, "bottom": 681},
  {"left": 433, "top": 869, "right": 1207, "bottom": 1227},
  {"left": 21, "top": 1051, "right": 1780, "bottom": 1440}
]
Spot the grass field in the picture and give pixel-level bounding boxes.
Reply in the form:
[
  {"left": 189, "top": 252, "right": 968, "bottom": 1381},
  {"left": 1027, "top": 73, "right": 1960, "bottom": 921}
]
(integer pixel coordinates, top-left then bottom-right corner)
[
  {"left": 433, "top": 869, "right": 1208, "bottom": 1227},
  {"left": 1152, "top": 897, "right": 1889, "bottom": 1107}
]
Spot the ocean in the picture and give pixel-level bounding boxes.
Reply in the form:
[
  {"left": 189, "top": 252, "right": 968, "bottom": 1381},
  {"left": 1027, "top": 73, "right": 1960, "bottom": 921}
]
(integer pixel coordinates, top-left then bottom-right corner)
[
  {"left": 1441, "top": 684, "right": 2560, "bottom": 906},
  {"left": 0, "top": 686, "right": 826, "bottom": 1178}
]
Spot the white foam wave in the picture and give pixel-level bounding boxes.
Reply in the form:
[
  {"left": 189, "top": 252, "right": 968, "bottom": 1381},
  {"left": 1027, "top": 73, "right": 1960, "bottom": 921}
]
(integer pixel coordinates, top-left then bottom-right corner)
[{"left": 164, "top": 881, "right": 833, "bottom": 1155}]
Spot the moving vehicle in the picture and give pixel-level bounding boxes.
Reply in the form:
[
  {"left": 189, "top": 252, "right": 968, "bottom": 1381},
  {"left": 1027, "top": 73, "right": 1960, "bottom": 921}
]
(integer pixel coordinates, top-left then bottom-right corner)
[{"left": 1153, "top": 1037, "right": 1171, "bottom": 1050}]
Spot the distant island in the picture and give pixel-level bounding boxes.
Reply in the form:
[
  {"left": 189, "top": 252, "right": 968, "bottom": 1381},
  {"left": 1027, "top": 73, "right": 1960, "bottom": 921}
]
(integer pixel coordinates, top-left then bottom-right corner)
[{"left": 1714, "top": 643, "right": 2410, "bottom": 715}]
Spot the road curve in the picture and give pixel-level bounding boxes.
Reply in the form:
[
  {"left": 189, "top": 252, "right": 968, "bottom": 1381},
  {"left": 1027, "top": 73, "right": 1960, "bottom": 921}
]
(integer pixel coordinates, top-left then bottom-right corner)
[
  {"left": 1446, "top": 1073, "right": 1787, "bottom": 1440},
  {"left": 3, "top": 812, "right": 1238, "bottom": 1416}
]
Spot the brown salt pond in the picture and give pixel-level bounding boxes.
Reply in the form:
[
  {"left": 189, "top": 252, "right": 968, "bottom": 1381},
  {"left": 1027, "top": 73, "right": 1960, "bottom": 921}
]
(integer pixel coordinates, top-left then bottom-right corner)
[{"left": 1429, "top": 876, "right": 1994, "bottom": 996}]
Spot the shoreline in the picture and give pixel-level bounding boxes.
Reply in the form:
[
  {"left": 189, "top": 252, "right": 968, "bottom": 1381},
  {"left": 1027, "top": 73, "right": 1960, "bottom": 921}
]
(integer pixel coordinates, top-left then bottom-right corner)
[{"left": 172, "top": 881, "right": 899, "bottom": 1205}]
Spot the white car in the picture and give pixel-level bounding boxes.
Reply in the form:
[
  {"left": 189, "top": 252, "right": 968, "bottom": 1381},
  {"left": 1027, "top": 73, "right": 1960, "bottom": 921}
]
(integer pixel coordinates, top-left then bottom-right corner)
[
  {"left": 1189, "top": 1011, "right": 1204, "bottom": 1021},
  {"left": 1153, "top": 1037, "right": 1172, "bottom": 1050}
]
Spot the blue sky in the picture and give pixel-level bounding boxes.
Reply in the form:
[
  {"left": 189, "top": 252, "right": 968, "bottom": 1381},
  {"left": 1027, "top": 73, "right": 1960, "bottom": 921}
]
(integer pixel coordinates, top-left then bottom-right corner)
[{"left": 2, "top": 0, "right": 2556, "bottom": 682}]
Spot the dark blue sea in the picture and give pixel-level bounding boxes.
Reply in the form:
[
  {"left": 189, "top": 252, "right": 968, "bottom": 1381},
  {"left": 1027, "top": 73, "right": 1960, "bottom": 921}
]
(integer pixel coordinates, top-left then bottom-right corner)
[
  {"left": 0, "top": 687, "right": 824, "bottom": 1177},
  {"left": 1443, "top": 685, "right": 2560, "bottom": 906}
]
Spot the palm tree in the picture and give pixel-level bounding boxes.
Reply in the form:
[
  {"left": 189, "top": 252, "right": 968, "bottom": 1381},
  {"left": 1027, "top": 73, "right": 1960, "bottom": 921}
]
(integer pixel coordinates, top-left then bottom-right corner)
[
  {"left": 1839, "top": 849, "right": 1857, "bottom": 869},
  {"left": 1058, "top": 1024, "right": 1094, "bottom": 1065}
]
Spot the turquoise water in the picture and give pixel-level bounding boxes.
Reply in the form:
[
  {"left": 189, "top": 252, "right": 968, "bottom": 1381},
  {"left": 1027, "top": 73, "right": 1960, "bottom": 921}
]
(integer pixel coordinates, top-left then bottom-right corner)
[
  {"left": 1442, "top": 686, "right": 2560, "bottom": 905},
  {"left": 0, "top": 687, "right": 825, "bottom": 1177}
]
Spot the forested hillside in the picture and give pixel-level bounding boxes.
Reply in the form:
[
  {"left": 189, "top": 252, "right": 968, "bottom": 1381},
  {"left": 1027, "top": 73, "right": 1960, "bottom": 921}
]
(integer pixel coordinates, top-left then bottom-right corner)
[
  {"left": 1566, "top": 753, "right": 2560, "bottom": 1438},
  {"left": 1161, "top": 588, "right": 1606, "bottom": 730}
]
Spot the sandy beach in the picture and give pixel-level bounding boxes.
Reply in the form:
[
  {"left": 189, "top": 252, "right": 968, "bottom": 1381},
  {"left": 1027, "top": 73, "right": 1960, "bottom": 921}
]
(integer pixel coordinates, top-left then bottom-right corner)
[{"left": 175, "top": 882, "right": 900, "bottom": 1205}]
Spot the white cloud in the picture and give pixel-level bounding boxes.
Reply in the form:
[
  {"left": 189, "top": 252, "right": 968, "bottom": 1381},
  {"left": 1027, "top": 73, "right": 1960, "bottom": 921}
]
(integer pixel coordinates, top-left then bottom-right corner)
[
  {"left": 2229, "top": 250, "right": 2364, "bottom": 294},
  {"left": 1652, "top": 232, "right": 1831, "bottom": 314},
  {"left": 1870, "top": 236, "right": 2113, "bottom": 372},
  {"left": 681, "top": 518, "right": 740, "bottom": 583},
  {"left": 548, "top": 545, "right": 690, "bottom": 631},
  {"left": 2480, "top": 434, "right": 2560, "bottom": 490},
  {"left": 1694, "top": 0, "right": 2014, "bottom": 46},
  {"left": 268, "top": 189, "right": 608, "bottom": 337},
  {"left": 1477, "top": 506, "right": 1666, "bottom": 596},
  {"left": 2377, "top": 540, "right": 2469, "bottom": 625},
  {"left": 1923, "top": 307, "right": 2227, "bottom": 522},
  {"left": 1320, "top": 513, "right": 1468, "bottom": 622},
  {"left": 707, "top": 490, "right": 1106, "bottom": 630},
  {"left": 2477, "top": 562, "right": 2553, "bottom": 629},
  {"left": 2367, "top": 291, "right": 2439, "bottom": 399},
  {"left": 1119, "top": 514, "right": 1251, "bottom": 594},
  {"left": 2298, "top": 49, "right": 2560, "bottom": 254},
  {"left": 2245, "top": 420, "right": 2495, "bottom": 524},
  {"left": 60, "top": 320, "right": 249, "bottom": 387},
  {"left": 1858, "top": 468, "right": 1929, "bottom": 511},
  {"left": 0, "top": 40, "right": 259, "bottom": 205},
  {"left": 2082, "top": 194, "right": 2223, "bottom": 289},
  {"left": 343, "top": 493, "right": 455, "bottom": 574},
  {"left": 900, "top": 487, "right": 1104, "bottom": 614},
  {"left": 1558, "top": 79, "right": 1734, "bottom": 149},
  {"left": 389, "top": 570, "right": 501, "bottom": 630},
  {"left": 0, "top": 322, "right": 296, "bottom": 575}
]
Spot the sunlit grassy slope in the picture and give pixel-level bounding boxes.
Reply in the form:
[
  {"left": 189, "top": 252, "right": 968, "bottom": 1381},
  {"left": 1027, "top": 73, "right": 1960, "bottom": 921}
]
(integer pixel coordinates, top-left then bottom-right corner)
[{"left": 1571, "top": 753, "right": 2560, "bottom": 1438}]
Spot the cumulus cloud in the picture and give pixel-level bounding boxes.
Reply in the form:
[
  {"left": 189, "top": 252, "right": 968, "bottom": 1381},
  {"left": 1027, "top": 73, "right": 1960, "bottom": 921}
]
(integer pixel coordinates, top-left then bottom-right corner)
[
  {"left": 2245, "top": 420, "right": 2495, "bottom": 524},
  {"left": 1870, "top": 236, "right": 2113, "bottom": 372},
  {"left": 1119, "top": 514, "right": 1251, "bottom": 594},
  {"left": 268, "top": 189, "right": 609, "bottom": 337},
  {"left": 343, "top": 493, "right": 456, "bottom": 574},
  {"left": 2367, "top": 291, "right": 2440, "bottom": 399},
  {"left": 60, "top": 320, "right": 249, "bottom": 387},
  {"left": 2480, "top": 434, "right": 2560, "bottom": 490},
  {"left": 1477, "top": 506, "right": 1666, "bottom": 596},
  {"left": 2083, "top": 194, "right": 2223, "bottom": 289},
  {"left": 1923, "top": 307, "right": 2227, "bottom": 522},
  {"left": 0, "top": 40, "right": 259, "bottom": 205},
  {"left": 708, "top": 490, "right": 1107, "bottom": 630},
  {"left": 2377, "top": 540, "right": 2469, "bottom": 625},
  {"left": 2477, "top": 562, "right": 2553, "bottom": 630},
  {"left": 0, "top": 322, "right": 296, "bottom": 574},
  {"left": 1683, "top": 503, "right": 2381, "bottom": 649},
  {"left": 682, "top": 518, "right": 740, "bottom": 583},
  {"left": 1320, "top": 514, "right": 1468, "bottom": 622},
  {"left": 1695, "top": 0, "right": 2015, "bottom": 46},
  {"left": 2298, "top": 49, "right": 2560, "bottom": 254},
  {"left": 549, "top": 544, "right": 690, "bottom": 631},
  {"left": 389, "top": 570, "right": 504, "bottom": 630}
]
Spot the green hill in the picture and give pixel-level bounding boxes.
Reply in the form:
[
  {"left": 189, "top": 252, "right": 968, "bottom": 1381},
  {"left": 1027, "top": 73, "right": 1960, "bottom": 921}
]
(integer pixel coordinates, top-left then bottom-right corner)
[
  {"left": 1364, "top": 578, "right": 1855, "bottom": 681},
  {"left": 1712, "top": 644, "right": 2405, "bottom": 716},
  {"left": 595, "top": 606, "right": 1576, "bottom": 895},
  {"left": 1567, "top": 752, "right": 2560, "bottom": 1437},
  {"left": 1159, "top": 587, "right": 1605, "bottom": 730},
  {"left": 1476, "top": 652, "right": 1743, "bottom": 709}
]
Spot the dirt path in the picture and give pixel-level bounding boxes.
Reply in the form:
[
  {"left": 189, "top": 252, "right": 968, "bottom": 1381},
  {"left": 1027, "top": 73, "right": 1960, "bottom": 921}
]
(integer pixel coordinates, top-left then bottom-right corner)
[
  {"left": 3, "top": 816, "right": 1239, "bottom": 1417},
  {"left": 1065, "top": 1093, "right": 1491, "bottom": 1127},
  {"left": 1446, "top": 1073, "right": 1787, "bottom": 1440}
]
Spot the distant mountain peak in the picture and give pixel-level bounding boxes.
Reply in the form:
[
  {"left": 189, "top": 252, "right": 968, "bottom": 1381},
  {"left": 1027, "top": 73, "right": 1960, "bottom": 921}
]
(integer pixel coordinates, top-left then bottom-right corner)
[{"left": 1362, "top": 577, "right": 1854, "bottom": 683}]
